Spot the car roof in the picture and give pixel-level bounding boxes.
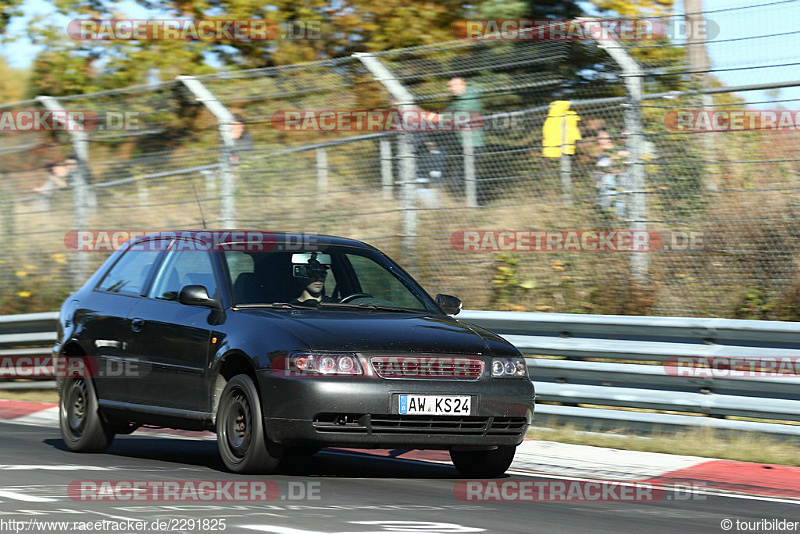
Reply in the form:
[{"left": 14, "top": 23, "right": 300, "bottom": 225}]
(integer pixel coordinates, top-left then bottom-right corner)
[{"left": 128, "top": 230, "right": 376, "bottom": 251}]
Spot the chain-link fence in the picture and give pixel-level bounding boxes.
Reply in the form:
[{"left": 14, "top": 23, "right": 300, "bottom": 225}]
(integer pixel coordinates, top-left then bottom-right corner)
[{"left": 2, "top": 3, "right": 800, "bottom": 319}]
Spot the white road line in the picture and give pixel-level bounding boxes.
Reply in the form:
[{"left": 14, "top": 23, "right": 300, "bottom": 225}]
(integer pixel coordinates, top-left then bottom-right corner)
[
  {"left": 506, "top": 469, "right": 800, "bottom": 505},
  {"left": 0, "top": 490, "right": 57, "bottom": 503},
  {"left": 0, "top": 465, "right": 113, "bottom": 471}
]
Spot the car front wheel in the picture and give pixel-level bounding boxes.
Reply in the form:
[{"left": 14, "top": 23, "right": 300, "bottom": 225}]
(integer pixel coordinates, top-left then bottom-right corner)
[
  {"left": 216, "top": 374, "right": 281, "bottom": 474},
  {"left": 59, "top": 377, "right": 114, "bottom": 452},
  {"left": 450, "top": 445, "right": 516, "bottom": 478}
]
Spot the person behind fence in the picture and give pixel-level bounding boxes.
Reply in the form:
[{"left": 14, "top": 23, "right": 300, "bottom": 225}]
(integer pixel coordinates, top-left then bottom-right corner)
[
  {"left": 230, "top": 115, "right": 253, "bottom": 166},
  {"left": 291, "top": 254, "right": 335, "bottom": 305},
  {"left": 416, "top": 77, "right": 486, "bottom": 203},
  {"left": 447, "top": 77, "right": 487, "bottom": 203},
  {"left": 33, "top": 159, "right": 72, "bottom": 210},
  {"left": 594, "top": 128, "right": 628, "bottom": 217},
  {"left": 416, "top": 138, "right": 447, "bottom": 207}
]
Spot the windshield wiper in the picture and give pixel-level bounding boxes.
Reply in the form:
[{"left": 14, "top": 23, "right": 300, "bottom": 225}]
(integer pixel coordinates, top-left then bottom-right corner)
[
  {"left": 233, "top": 302, "right": 314, "bottom": 309},
  {"left": 318, "top": 302, "right": 422, "bottom": 313}
]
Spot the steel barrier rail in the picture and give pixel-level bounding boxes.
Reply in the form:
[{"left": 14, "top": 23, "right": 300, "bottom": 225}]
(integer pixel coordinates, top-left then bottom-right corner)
[
  {"left": 0, "top": 312, "right": 59, "bottom": 380},
  {"left": 1, "top": 310, "right": 799, "bottom": 437},
  {"left": 458, "top": 310, "right": 800, "bottom": 437}
]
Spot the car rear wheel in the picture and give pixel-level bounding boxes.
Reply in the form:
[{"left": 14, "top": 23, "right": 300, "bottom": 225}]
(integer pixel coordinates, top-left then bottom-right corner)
[
  {"left": 216, "top": 374, "right": 281, "bottom": 474},
  {"left": 450, "top": 445, "right": 516, "bottom": 478},
  {"left": 59, "top": 377, "right": 114, "bottom": 452}
]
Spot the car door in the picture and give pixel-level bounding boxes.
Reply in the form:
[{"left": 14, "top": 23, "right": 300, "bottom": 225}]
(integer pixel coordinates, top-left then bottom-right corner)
[
  {"left": 84, "top": 243, "right": 165, "bottom": 403},
  {"left": 124, "top": 240, "right": 219, "bottom": 413}
]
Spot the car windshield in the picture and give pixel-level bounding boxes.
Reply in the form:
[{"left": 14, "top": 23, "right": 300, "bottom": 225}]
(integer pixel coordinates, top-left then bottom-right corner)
[{"left": 223, "top": 247, "right": 435, "bottom": 312}]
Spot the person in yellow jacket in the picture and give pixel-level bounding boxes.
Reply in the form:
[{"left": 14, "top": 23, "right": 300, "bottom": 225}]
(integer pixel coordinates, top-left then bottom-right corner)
[{"left": 542, "top": 100, "right": 581, "bottom": 158}]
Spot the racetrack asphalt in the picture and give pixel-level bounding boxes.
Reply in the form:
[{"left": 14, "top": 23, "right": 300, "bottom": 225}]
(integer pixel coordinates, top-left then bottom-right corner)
[{"left": 0, "top": 421, "right": 798, "bottom": 534}]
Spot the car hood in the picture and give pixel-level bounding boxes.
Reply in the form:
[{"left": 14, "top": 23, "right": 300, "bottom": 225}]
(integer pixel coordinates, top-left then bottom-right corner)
[{"left": 236, "top": 308, "right": 506, "bottom": 354}]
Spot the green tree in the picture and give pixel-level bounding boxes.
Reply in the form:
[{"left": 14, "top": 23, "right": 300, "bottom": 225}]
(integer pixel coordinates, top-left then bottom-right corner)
[
  {"left": 0, "top": 57, "right": 27, "bottom": 103},
  {"left": 15, "top": 0, "right": 685, "bottom": 96}
]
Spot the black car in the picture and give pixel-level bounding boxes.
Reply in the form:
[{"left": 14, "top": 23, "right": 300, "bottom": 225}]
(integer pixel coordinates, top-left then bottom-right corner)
[{"left": 54, "top": 231, "right": 535, "bottom": 476}]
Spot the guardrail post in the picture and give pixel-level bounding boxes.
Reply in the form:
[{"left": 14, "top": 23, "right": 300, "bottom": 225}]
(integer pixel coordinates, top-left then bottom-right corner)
[
  {"left": 177, "top": 76, "right": 237, "bottom": 228},
  {"left": 36, "top": 96, "right": 90, "bottom": 288},
  {"left": 354, "top": 53, "right": 418, "bottom": 272}
]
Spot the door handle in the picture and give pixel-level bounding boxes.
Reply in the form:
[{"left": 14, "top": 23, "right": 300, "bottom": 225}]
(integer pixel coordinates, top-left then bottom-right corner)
[{"left": 131, "top": 318, "right": 145, "bottom": 333}]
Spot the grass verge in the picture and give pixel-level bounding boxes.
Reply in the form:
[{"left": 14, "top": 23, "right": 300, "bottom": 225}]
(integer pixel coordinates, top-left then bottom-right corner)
[
  {"left": 527, "top": 424, "right": 800, "bottom": 467},
  {"left": 0, "top": 389, "right": 58, "bottom": 403}
]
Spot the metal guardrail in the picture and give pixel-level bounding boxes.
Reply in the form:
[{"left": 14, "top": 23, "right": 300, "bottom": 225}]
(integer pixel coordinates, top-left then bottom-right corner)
[
  {"left": 459, "top": 311, "right": 800, "bottom": 437},
  {"left": 1, "top": 310, "right": 798, "bottom": 437},
  {"left": 0, "top": 312, "right": 59, "bottom": 380}
]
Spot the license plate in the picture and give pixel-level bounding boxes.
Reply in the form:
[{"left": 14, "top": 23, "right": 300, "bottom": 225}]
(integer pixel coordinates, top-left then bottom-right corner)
[{"left": 398, "top": 395, "right": 471, "bottom": 415}]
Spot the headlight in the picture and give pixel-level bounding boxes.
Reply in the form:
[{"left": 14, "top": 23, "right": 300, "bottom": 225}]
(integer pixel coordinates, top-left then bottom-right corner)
[
  {"left": 278, "top": 352, "right": 363, "bottom": 376},
  {"left": 491, "top": 357, "right": 527, "bottom": 379}
]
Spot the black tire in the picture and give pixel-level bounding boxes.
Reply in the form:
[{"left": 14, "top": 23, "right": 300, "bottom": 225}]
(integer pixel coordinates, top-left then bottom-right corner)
[
  {"left": 450, "top": 445, "right": 516, "bottom": 478},
  {"left": 216, "top": 374, "right": 281, "bottom": 474},
  {"left": 59, "top": 376, "right": 114, "bottom": 452}
]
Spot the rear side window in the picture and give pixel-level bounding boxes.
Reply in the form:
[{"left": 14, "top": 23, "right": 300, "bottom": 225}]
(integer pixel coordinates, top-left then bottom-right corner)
[{"left": 97, "top": 249, "right": 162, "bottom": 296}]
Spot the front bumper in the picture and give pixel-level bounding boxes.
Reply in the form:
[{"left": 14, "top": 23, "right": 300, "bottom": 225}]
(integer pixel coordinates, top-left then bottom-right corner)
[{"left": 257, "top": 370, "right": 535, "bottom": 448}]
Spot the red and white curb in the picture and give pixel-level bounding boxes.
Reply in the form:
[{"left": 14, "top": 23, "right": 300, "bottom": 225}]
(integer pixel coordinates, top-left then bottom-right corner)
[{"left": 2, "top": 400, "right": 797, "bottom": 499}]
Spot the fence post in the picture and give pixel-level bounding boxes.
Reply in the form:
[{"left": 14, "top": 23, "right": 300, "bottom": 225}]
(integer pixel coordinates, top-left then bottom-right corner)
[
  {"left": 598, "top": 36, "right": 648, "bottom": 283},
  {"left": 36, "top": 96, "right": 89, "bottom": 289},
  {"left": 177, "top": 76, "right": 237, "bottom": 228},
  {"left": 380, "top": 137, "right": 394, "bottom": 200},
  {"left": 685, "top": 0, "right": 716, "bottom": 191},
  {"left": 0, "top": 176, "right": 14, "bottom": 248},
  {"left": 463, "top": 131, "right": 477, "bottom": 207},
  {"left": 316, "top": 147, "right": 328, "bottom": 207},
  {"left": 559, "top": 117, "right": 572, "bottom": 196},
  {"left": 354, "top": 53, "right": 418, "bottom": 272}
]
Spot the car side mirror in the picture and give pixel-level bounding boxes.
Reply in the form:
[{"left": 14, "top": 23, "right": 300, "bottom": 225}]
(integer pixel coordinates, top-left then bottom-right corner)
[
  {"left": 436, "top": 293, "right": 462, "bottom": 315},
  {"left": 178, "top": 285, "right": 219, "bottom": 309}
]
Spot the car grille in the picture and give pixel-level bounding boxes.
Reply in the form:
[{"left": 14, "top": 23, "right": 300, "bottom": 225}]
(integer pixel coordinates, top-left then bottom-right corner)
[
  {"left": 370, "top": 356, "right": 484, "bottom": 380},
  {"left": 313, "top": 413, "right": 527, "bottom": 437}
]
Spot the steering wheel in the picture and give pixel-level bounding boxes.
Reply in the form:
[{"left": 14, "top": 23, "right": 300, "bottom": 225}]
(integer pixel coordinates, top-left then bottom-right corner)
[{"left": 340, "top": 292, "right": 373, "bottom": 303}]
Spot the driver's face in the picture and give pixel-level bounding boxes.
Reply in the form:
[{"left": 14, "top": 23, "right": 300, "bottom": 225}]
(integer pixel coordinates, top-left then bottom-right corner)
[
  {"left": 305, "top": 269, "right": 327, "bottom": 291},
  {"left": 307, "top": 279, "right": 324, "bottom": 292}
]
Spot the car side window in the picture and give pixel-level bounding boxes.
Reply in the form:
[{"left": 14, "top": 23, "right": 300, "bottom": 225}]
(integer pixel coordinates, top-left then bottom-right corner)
[
  {"left": 149, "top": 247, "right": 218, "bottom": 301},
  {"left": 96, "top": 249, "right": 161, "bottom": 296},
  {"left": 346, "top": 254, "right": 422, "bottom": 309},
  {"left": 225, "top": 251, "right": 255, "bottom": 283}
]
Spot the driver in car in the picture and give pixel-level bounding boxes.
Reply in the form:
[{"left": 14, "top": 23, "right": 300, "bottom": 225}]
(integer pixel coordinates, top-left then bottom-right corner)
[{"left": 291, "top": 255, "right": 335, "bottom": 305}]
